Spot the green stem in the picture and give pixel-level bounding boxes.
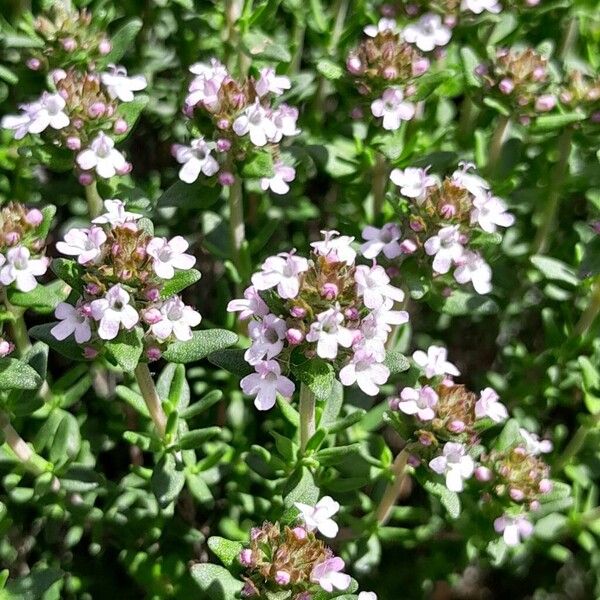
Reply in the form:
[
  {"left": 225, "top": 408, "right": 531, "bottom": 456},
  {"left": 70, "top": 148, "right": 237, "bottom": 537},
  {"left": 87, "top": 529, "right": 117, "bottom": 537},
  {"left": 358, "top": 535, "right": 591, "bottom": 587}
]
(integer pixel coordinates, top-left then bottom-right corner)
[
  {"left": 299, "top": 383, "right": 316, "bottom": 452},
  {"left": 228, "top": 175, "right": 246, "bottom": 295},
  {"left": 559, "top": 16, "right": 578, "bottom": 61},
  {"left": 375, "top": 448, "right": 410, "bottom": 526},
  {"left": 289, "top": 19, "right": 306, "bottom": 74},
  {"left": 458, "top": 95, "right": 477, "bottom": 144},
  {"left": 555, "top": 412, "right": 600, "bottom": 472},
  {"left": 134, "top": 363, "right": 167, "bottom": 439},
  {"left": 328, "top": 0, "right": 349, "bottom": 54},
  {"left": 85, "top": 181, "right": 103, "bottom": 220},
  {"left": 575, "top": 277, "right": 600, "bottom": 337},
  {"left": 2, "top": 290, "right": 31, "bottom": 356},
  {"left": 487, "top": 115, "right": 511, "bottom": 175},
  {"left": 371, "top": 153, "right": 389, "bottom": 220},
  {"left": 532, "top": 128, "right": 573, "bottom": 254}
]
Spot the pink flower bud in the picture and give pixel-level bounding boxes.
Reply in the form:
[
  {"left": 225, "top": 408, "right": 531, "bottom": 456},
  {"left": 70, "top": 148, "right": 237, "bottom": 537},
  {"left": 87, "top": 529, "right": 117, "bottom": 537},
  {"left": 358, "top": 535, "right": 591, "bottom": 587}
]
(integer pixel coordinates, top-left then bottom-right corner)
[
  {"left": 239, "top": 549, "right": 253, "bottom": 566},
  {"left": 382, "top": 66, "right": 398, "bottom": 80},
  {"left": 275, "top": 571, "right": 290, "bottom": 586},
  {"left": 344, "top": 307, "right": 359, "bottom": 320},
  {"left": 532, "top": 66, "right": 546, "bottom": 81},
  {"left": 292, "top": 526, "right": 307, "bottom": 540},
  {"left": 447, "top": 420, "right": 466, "bottom": 433},
  {"left": 404, "top": 84, "right": 417, "bottom": 97},
  {"left": 61, "top": 38, "right": 77, "bottom": 52},
  {"left": 559, "top": 91, "right": 573, "bottom": 104},
  {"left": 474, "top": 64, "right": 488, "bottom": 77},
  {"left": 346, "top": 55, "right": 364, "bottom": 75},
  {"left": 475, "top": 466, "right": 492, "bottom": 482},
  {"left": 519, "top": 115, "right": 531, "bottom": 126},
  {"left": 444, "top": 14, "right": 457, "bottom": 27},
  {"left": 145, "top": 288, "right": 160, "bottom": 302},
  {"left": 78, "top": 172, "right": 94, "bottom": 186},
  {"left": 66, "top": 136, "right": 81, "bottom": 151},
  {"left": 116, "top": 162, "right": 132, "bottom": 176},
  {"left": 406, "top": 3, "right": 419, "bottom": 15},
  {"left": 381, "top": 4, "right": 396, "bottom": 17},
  {"left": 320, "top": 282, "right": 339, "bottom": 300},
  {"left": 386, "top": 266, "right": 400, "bottom": 278},
  {"left": 114, "top": 119, "right": 128, "bottom": 134},
  {"left": 499, "top": 465, "right": 510, "bottom": 477},
  {"left": 242, "top": 582, "right": 258, "bottom": 597},
  {"left": 99, "top": 39, "right": 112, "bottom": 55},
  {"left": 509, "top": 487, "right": 525, "bottom": 502},
  {"left": 88, "top": 102, "right": 107, "bottom": 118},
  {"left": 412, "top": 58, "right": 430, "bottom": 77},
  {"left": 535, "top": 95, "right": 556, "bottom": 112},
  {"left": 290, "top": 306, "right": 306, "bottom": 319},
  {"left": 0, "top": 340, "right": 14, "bottom": 358},
  {"left": 4, "top": 231, "right": 19, "bottom": 245},
  {"left": 143, "top": 308, "right": 163, "bottom": 325},
  {"left": 83, "top": 347, "right": 98, "bottom": 359},
  {"left": 219, "top": 171, "right": 235, "bottom": 186},
  {"left": 350, "top": 107, "right": 364, "bottom": 120},
  {"left": 85, "top": 283, "right": 101, "bottom": 295},
  {"left": 419, "top": 433, "right": 432, "bottom": 446},
  {"left": 440, "top": 204, "right": 456, "bottom": 219},
  {"left": 441, "top": 376, "right": 454, "bottom": 385},
  {"left": 216, "top": 138, "right": 231, "bottom": 152},
  {"left": 286, "top": 328, "right": 304, "bottom": 345},
  {"left": 80, "top": 304, "right": 93, "bottom": 317},
  {"left": 539, "top": 478, "right": 552, "bottom": 494},
  {"left": 499, "top": 78, "right": 514, "bottom": 94},
  {"left": 25, "top": 208, "right": 43, "bottom": 226},
  {"left": 529, "top": 500, "right": 541, "bottom": 511},
  {"left": 26, "top": 58, "right": 41, "bottom": 71},
  {"left": 73, "top": 118, "right": 84, "bottom": 130},
  {"left": 217, "top": 118, "right": 230, "bottom": 130},
  {"left": 388, "top": 396, "right": 401, "bottom": 410},
  {"left": 51, "top": 69, "right": 67, "bottom": 84},
  {"left": 409, "top": 219, "right": 423, "bottom": 232},
  {"left": 400, "top": 239, "right": 417, "bottom": 254},
  {"left": 407, "top": 454, "right": 421, "bottom": 467},
  {"left": 146, "top": 347, "right": 162, "bottom": 361},
  {"left": 513, "top": 446, "right": 527, "bottom": 457}
]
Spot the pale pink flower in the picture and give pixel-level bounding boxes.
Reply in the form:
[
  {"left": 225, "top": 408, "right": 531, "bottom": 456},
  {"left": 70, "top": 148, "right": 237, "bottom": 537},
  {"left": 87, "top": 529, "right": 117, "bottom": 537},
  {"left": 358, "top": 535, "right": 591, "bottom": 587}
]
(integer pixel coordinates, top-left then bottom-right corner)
[
  {"left": 232, "top": 100, "right": 277, "bottom": 147},
  {"left": 494, "top": 514, "right": 534, "bottom": 546},
  {"left": 306, "top": 306, "right": 354, "bottom": 359},
  {"left": 294, "top": 496, "right": 340, "bottom": 538},
  {"left": 51, "top": 302, "right": 92, "bottom": 343},
  {"left": 76, "top": 132, "right": 127, "bottom": 179},
  {"left": 173, "top": 138, "right": 219, "bottom": 183},
  {"left": 240, "top": 359, "right": 295, "bottom": 410},
  {"left": 310, "top": 557, "right": 351, "bottom": 593},
  {"left": 271, "top": 104, "right": 300, "bottom": 140},
  {"left": 424, "top": 225, "right": 464, "bottom": 274},
  {"left": 364, "top": 18, "right": 399, "bottom": 37},
  {"left": 470, "top": 194, "right": 515, "bottom": 233},
  {"left": 359, "top": 593, "right": 378, "bottom": 600},
  {"left": 355, "top": 264, "right": 405, "bottom": 309},
  {"left": 252, "top": 252, "right": 309, "bottom": 299},
  {"left": 451, "top": 162, "right": 489, "bottom": 198},
  {"left": 92, "top": 199, "right": 142, "bottom": 226},
  {"left": 245, "top": 313, "right": 287, "bottom": 364},
  {"left": 453, "top": 250, "right": 492, "bottom": 294},
  {"left": 255, "top": 67, "right": 291, "bottom": 97},
  {"left": 361, "top": 223, "right": 403, "bottom": 259},
  {"left": 90, "top": 284, "right": 139, "bottom": 340},
  {"left": 519, "top": 429, "right": 553, "bottom": 455},
  {"left": 24, "top": 92, "right": 69, "bottom": 134},
  {"left": 371, "top": 88, "right": 415, "bottom": 130},
  {"left": 461, "top": 0, "right": 502, "bottom": 13},
  {"left": 146, "top": 236, "right": 196, "bottom": 279},
  {"left": 398, "top": 386, "right": 438, "bottom": 420},
  {"left": 260, "top": 163, "right": 296, "bottom": 195},
  {"left": 429, "top": 442, "right": 474, "bottom": 492},
  {"left": 100, "top": 64, "right": 147, "bottom": 102},
  {"left": 475, "top": 387, "right": 508, "bottom": 422},
  {"left": 0, "top": 246, "right": 48, "bottom": 292},
  {"left": 339, "top": 350, "right": 390, "bottom": 396},
  {"left": 149, "top": 296, "right": 201, "bottom": 341},
  {"left": 310, "top": 230, "right": 356, "bottom": 266},
  {"left": 403, "top": 13, "right": 452, "bottom": 52},
  {"left": 412, "top": 345, "right": 460, "bottom": 378},
  {"left": 56, "top": 226, "right": 107, "bottom": 264},
  {"left": 390, "top": 166, "right": 437, "bottom": 202},
  {"left": 227, "top": 286, "right": 269, "bottom": 320}
]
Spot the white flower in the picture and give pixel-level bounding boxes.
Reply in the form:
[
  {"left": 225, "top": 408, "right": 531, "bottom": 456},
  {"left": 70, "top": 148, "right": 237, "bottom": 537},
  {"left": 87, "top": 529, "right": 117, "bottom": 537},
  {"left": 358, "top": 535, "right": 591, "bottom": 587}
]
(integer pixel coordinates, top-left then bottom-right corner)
[
  {"left": 245, "top": 313, "right": 287, "bottom": 365},
  {"left": 51, "top": 302, "right": 92, "bottom": 343},
  {"left": 0, "top": 246, "right": 48, "bottom": 292},
  {"left": 173, "top": 138, "right": 220, "bottom": 183},
  {"left": 92, "top": 199, "right": 142, "bottom": 226},
  {"left": 339, "top": 350, "right": 390, "bottom": 396},
  {"left": 470, "top": 194, "right": 515, "bottom": 233},
  {"left": 310, "top": 230, "right": 356, "bottom": 266},
  {"left": 358, "top": 593, "right": 378, "bottom": 600},
  {"left": 271, "top": 104, "right": 300, "bottom": 141},
  {"left": 453, "top": 250, "right": 492, "bottom": 295},
  {"left": 412, "top": 345, "right": 460, "bottom": 378},
  {"left": 451, "top": 162, "right": 489, "bottom": 198},
  {"left": 424, "top": 225, "right": 464, "bottom": 274},
  {"left": 1, "top": 101, "right": 41, "bottom": 140},
  {"left": 370, "top": 298, "right": 410, "bottom": 328},
  {"left": 364, "top": 17, "right": 399, "bottom": 37},
  {"left": 355, "top": 264, "right": 405, "bottom": 309},
  {"left": 25, "top": 92, "right": 70, "bottom": 135},
  {"left": 255, "top": 67, "right": 291, "bottom": 97},
  {"left": 76, "top": 132, "right": 127, "bottom": 179},
  {"left": 361, "top": 223, "right": 403, "bottom": 259},
  {"left": 461, "top": 0, "right": 502, "bottom": 14},
  {"left": 232, "top": 100, "right": 277, "bottom": 147},
  {"left": 90, "top": 284, "right": 139, "bottom": 340},
  {"left": 100, "top": 64, "right": 147, "bottom": 102},
  {"left": 294, "top": 496, "right": 340, "bottom": 538},
  {"left": 227, "top": 286, "right": 269, "bottom": 320},
  {"left": 429, "top": 442, "right": 474, "bottom": 492},
  {"left": 398, "top": 386, "right": 438, "bottom": 420},
  {"left": 186, "top": 59, "right": 228, "bottom": 109},
  {"left": 475, "top": 387, "right": 508, "bottom": 422},
  {"left": 306, "top": 306, "right": 354, "bottom": 359},
  {"left": 310, "top": 557, "right": 351, "bottom": 593},
  {"left": 56, "top": 226, "right": 107, "bottom": 265},
  {"left": 146, "top": 236, "right": 196, "bottom": 279},
  {"left": 149, "top": 296, "right": 201, "bottom": 342},
  {"left": 252, "top": 252, "right": 309, "bottom": 299},
  {"left": 240, "top": 359, "right": 295, "bottom": 410},
  {"left": 519, "top": 429, "right": 553, "bottom": 455},
  {"left": 390, "top": 167, "right": 437, "bottom": 202},
  {"left": 403, "top": 13, "right": 452, "bottom": 52},
  {"left": 494, "top": 515, "right": 533, "bottom": 546},
  {"left": 260, "top": 162, "right": 296, "bottom": 195},
  {"left": 371, "top": 88, "right": 415, "bottom": 131}
]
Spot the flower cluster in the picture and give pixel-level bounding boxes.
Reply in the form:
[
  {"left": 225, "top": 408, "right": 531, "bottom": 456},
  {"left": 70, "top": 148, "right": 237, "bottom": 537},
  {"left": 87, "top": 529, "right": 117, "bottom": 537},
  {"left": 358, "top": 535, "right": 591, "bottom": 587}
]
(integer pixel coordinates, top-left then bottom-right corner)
[
  {"left": 388, "top": 345, "right": 554, "bottom": 546},
  {"left": 238, "top": 496, "right": 379, "bottom": 598},
  {"left": 51, "top": 200, "right": 200, "bottom": 358},
  {"left": 0, "top": 203, "right": 49, "bottom": 293},
  {"left": 228, "top": 231, "right": 408, "bottom": 409},
  {"left": 2, "top": 6, "right": 146, "bottom": 183},
  {"left": 476, "top": 47, "right": 557, "bottom": 118},
  {"left": 0, "top": 337, "right": 15, "bottom": 359},
  {"left": 362, "top": 162, "right": 514, "bottom": 294},
  {"left": 174, "top": 59, "right": 300, "bottom": 192},
  {"left": 560, "top": 70, "right": 600, "bottom": 121}
]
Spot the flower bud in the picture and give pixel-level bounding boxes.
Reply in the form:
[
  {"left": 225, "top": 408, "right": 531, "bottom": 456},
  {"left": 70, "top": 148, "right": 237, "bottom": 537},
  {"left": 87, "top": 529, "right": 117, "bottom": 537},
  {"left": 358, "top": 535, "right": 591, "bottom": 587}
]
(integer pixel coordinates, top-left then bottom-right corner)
[
  {"left": 143, "top": 308, "right": 163, "bottom": 325},
  {"left": 509, "top": 487, "right": 525, "bottom": 502},
  {"left": 85, "top": 283, "right": 101, "bottom": 295},
  {"left": 216, "top": 138, "right": 231, "bottom": 152},
  {"left": 61, "top": 38, "right": 77, "bottom": 52},
  {"left": 320, "top": 282, "right": 338, "bottom": 300},
  {"left": 346, "top": 55, "right": 364, "bottom": 75},
  {"left": 444, "top": 15, "right": 457, "bottom": 27},
  {"left": 217, "top": 118, "right": 230, "bottom": 130},
  {"left": 412, "top": 58, "right": 430, "bottom": 77},
  {"left": 80, "top": 304, "right": 93, "bottom": 318},
  {"left": 66, "top": 136, "right": 81, "bottom": 151},
  {"left": 532, "top": 66, "right": 546, "bottom": 81},
  {"left": 519, "top": 115, "right": 531, "bottom": 126},
  {"left": 275, "top": 571, "right": 290, "bottom": 586},
  {"left": 447, "top": 420, "right": 465, "bottom": 433},
  {"left": 146, "top": 347, "right": 162, "bottom": 361},
  {"left": 409, "top": 219, "right": 424, "bottom": 232},
  {"left": 218, "top": 171, "right": 235, "bottom": 186},
  {"left": 26, "top": 58, "right": 41, "bottom": 71},
  {"left": 51, "top": 69, "right": 67, "bottom": 84},
  {"left": 388, "top": 396, "right": 401, "bottom": 410},
  {"left": 0, "top": 340, "right": 14, "bottom": 358},
  {"left": 344, "top": 307, "right": 359, "bottom": 320},
  {"left": 99, "top": 39, "right": 112, "bottom": 55},
  {"left": 407, "top": 454, "right": 421, "bottom": 467},
  {"left": 535, "top": 95, "right": 556, "bottom": 112},
  {"left": 116, "top": 162, "right": 132, "bottom": 176},
  {"left": 539, "top": 478, "right": 552, "bottom": 494},
  {"left": 292, "top": 526, "right": 307, "bottom": 540},
  {"left": 529, "top": 500, "right": 541, "bottom": 511},
  {"left": 88, "top": 102, "right": 107, "bottom": 119},
  {"left": 73, "top": 118, "right": 84, "bottom": 130},
  {"left": 114, "top": 119, "right": 128, "bottom": 134},
  {"left": 386, "top": 266, "right": 400, "bottom": 278},
  {"left": 238, "top": 549, "right": 253, "bottom": 566},
  {"left": 474, "top": 64, "right": 488, "bottom": 77},
  {"left": 475, "top": 466, "right": 492, "bottom": 482},
  {"left": 25, "top": 208, "right": 43, "bottom": 226},
  {"left": 4, "top": 231, "right": 19, "bottom": 245},
  {"left": 83, "top": 347, "right": 98, "bottom": 359},
  {"left": 499, "top": 78, "right": 514, "bottom": 94},
  {"left": 404, "top": 84, "right": 417, "bottom": 97},
  {"left": 350, "top": 107, "right": 364, "bottom": 120},
  {"left": 440, "top": 204, "right": 456, "bottom": 219},
  {"left": 286, "top": 328, "right": 304, "bottom": 345},
  {"left": 419, "top": 433, "right": 433, "bottom": 446},
  {"left": 78, "top": 173, "right": 94, "bottom": 186},
  {"left": 145, "top": 288, "right": 160, "bottom": 302},
  {"left": 400, "top": 239, "right": 417, "bottom": 254},
  {"left": 382, "top": 66, "right": 398, "bottom": 80},
  {"left": 290, "top": 306, "right": 306, "bottom": 319}
]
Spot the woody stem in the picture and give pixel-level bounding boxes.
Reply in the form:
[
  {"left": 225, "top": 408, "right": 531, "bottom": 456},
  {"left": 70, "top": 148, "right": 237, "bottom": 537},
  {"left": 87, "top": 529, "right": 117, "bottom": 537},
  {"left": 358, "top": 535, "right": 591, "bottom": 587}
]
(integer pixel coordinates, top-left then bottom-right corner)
[
  {"left": 487, "top": 115, "right": 511, "bottom": 175},
  {"left": 299, "top": 383, "right": 316, "bottom": 452},
  {"left": 376, "top": 448, "right": 410, "bottom": 526},
  {"left": 85, "top": 181, "right": 103, "bottom": 220},
  {"left": 134, "top": 363, "right": 168, "bottom": 439},
  {"left": 574, "top": 277, "right": 600, "bottom": 337},
  {"left": 371, "top": 153, "right": 389, "bottom": 220}
]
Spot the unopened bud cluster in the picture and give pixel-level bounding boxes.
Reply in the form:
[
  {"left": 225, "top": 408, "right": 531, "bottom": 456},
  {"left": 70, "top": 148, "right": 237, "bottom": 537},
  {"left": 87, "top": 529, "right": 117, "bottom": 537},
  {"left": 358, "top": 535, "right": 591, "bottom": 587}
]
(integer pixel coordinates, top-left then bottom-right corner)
[
  {"left": 560, "top": 70, "right": 600, "bottom": 121},
  {"left": 174, "top": 59, "right": 299, "bottom": 193},
  {"left": 0, "top": 203, "right": 49, "bottom": 293},
  {"left": 362, "top": 162, "right": 514, "bottom": 295},
  {"left": 51, "top": 200, "right": 200, "bottom": 359},
  {"left": 228, "top": 231, "right": 409, "bottom": 409}
]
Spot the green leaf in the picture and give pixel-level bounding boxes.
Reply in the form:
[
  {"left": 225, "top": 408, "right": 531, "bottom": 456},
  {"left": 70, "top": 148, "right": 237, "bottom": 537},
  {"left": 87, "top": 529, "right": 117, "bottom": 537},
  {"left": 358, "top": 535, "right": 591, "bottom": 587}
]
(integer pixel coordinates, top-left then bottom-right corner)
[
  {"left": 495, "top": 418, "right": 522, "bottom": 451},
  {"left": 487, "top": 12, "right": 518, "bottom": 46},
  {"left": 2, "top": 568, "right": 63, "bottom": 600},
  {"left": 29, "top": 323, "right": 87, "bottom": 361},
  {"left": 180, "top": 390, "right": 223, "bottom": 419},
  {"left": 114, "top": 95, "right": 149, "bottom": 141},
  {"left": 423, "top": 481, "right": 461, "bottom": 518},
  {"left": 157, "top": 363, "right": 190, "bottom": 411},
  {"left": 105, "top": 327, "right": 143, "bottom": 371},
  {"left": 578, "top": 356, "right": 600, "bottom": 414},
  {"left": 460, "top": 47, "right": 482, "bottom": 87},
  {"left": 482, "top": 97, "right": 511, "bottom": 116},
  {"left": 282, "top": 466, "right": 319, "bottom": 521},
  {"left": 37, "top": 205, "right": 57, "bottom": 240},
  {"left": 532, "top": 113, "right": 585, "bottom": 132},
  {"left": 7, "top": 280, "right": 70, "bottom": 312},
  {"left": 207, "top": 536, "right": 244, "bottom": 569},
  {"left": 0, "top": 359, "right": 41, "bottom": 391},
  {"left": 177, "top": 427, "right": 222, "bottom": 449},
  {"left": 208, "top": 348, "right": 253, "bottom": 378},
  {"left": 156, "top": 179, "right": 222, "bottom": 209},
  {"left": 190, "top": 564, "right": 243, "bottom": 599},
  {"left": 315, "top": 444, "right": 362, "bottom": 466},
  {"left": 151, "top": 454, "right": 185, "bottom": 509},
  {"left": 49, "top": 411, "right": 81, "bottom": 465},
  {"left": 162, "top": 329, "right": 238, "bottom": 364},
  {"left": 242, "top": 150, "right": 274, "bottom": 178},
  {"left": 159, "top": 269, "right": 202, "bottom": 300},
  {"left": 116, "top": 385, "right": 149, "bottom": 417},
  {"left": 440, "top": 290, "right": 499, "bottom": 316},
  {"left": 531, "top": 255, "right": 579, "bottom": 286},
  {"left": 579, "top": 237, "right": 600, "bottom": 279},
  {"left": 384, "top": 350, "right": 410, "bottom": 374},
  {"left": 291, "top": 353, "right": 335, "bottom": 401},
  {"left": 51, "top": 258, "right": 85, "bottom": 292},
  {"left": 242, "top": 31, "right": 291, "bottom": 62},
  {"left": 105, "top": 18, "right": 143, "bottom": 63},
  {"left": 316, "top": 59, "right": 344, "bottom": 80}
]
